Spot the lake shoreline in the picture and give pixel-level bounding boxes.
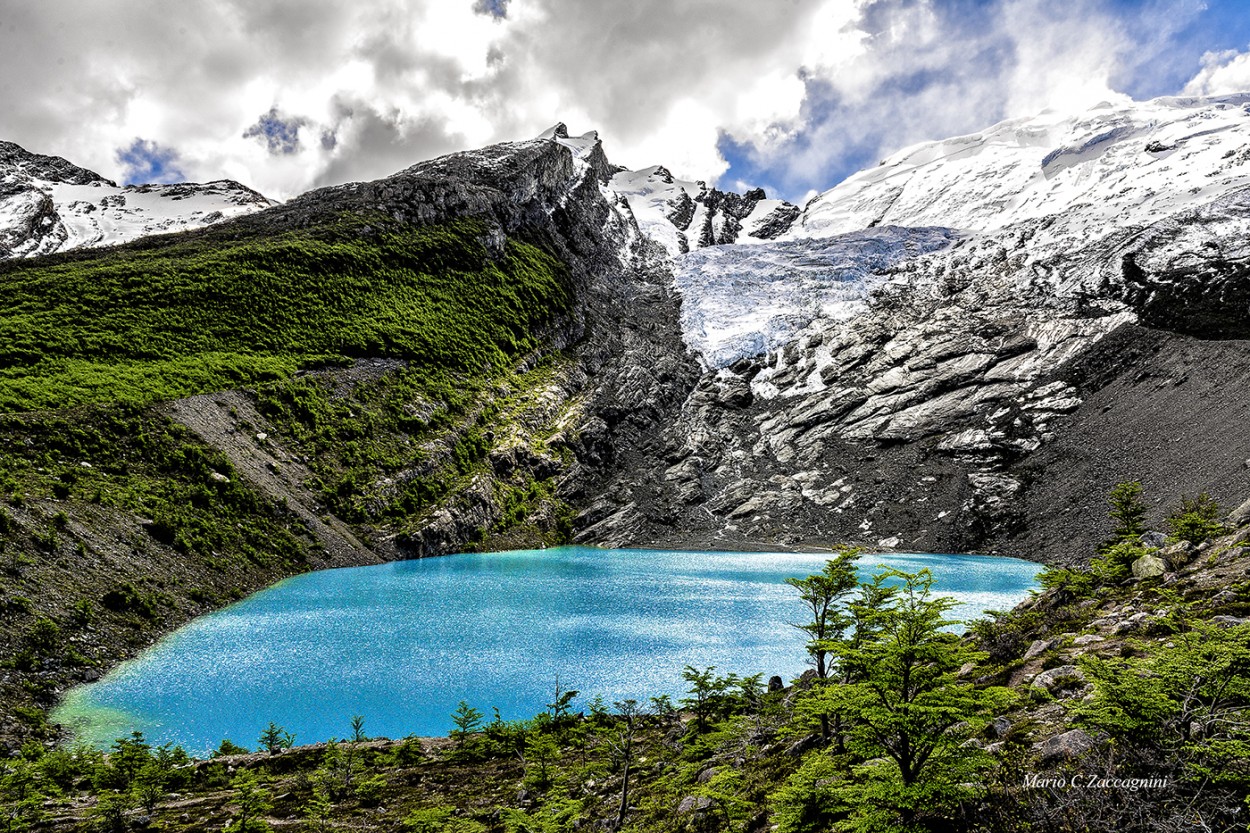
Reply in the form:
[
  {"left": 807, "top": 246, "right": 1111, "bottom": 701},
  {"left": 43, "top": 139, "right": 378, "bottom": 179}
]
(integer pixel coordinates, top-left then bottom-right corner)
[{"left": 52, "top": 546, "right": 1041, "bottom": 753}]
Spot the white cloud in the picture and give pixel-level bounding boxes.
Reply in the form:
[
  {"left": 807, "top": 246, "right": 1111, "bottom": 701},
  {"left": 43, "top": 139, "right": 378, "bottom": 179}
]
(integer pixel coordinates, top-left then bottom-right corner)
[
  {"left": 0, "top": 0, "right": 1227, "bottom": 202},
  {"left": 1183, "top": 47, "right": 1250, "bottom": 96}
]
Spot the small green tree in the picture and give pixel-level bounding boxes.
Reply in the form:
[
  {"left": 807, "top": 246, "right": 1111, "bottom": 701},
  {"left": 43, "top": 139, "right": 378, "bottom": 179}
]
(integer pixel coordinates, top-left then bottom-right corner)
[
  {"left": 824, "top": 568, "right": 1014, "bottom": 831},
  {"left": 302, "top": 783, "right": 333, "bottom": 833},
  {"left": 545, "top": 676, "right": 579, "bottom": 735},
  {"left": 607, "top": 699, "right": 643, "bottom": 829},
  {"left": 349, "top": 715, "right": 367, "bottom": 743},
  {"left": 522, "top": 732, "right": 559, "bottom": 790},
  {"left": 680, "top": 666, "right": 735, "bottom": 733},
  {"left": 94, "top": 731, "right": 152, "bottom": 792},
  {"left": 786, "top": 547, "right": 861, "bottom": 744},
  {"left": 1107, "top": 481, "right": 1147, "bottom": 543},
  {"left": 315, "top": 739, "right": 363, "bottom": 802},
  {"left": 89, "top": 791, "right": 134, "bottom": 833},
  {"left": 132, "top": 759, "right": 168, "bottom": 814},
  {"left": 226, "top": 770, "right": 272, "bottom": 833},
  {"left": 450, "top": 701, "right": 483, "bottom": 748},
  {"left": 257, "top": 722, "right": 295, "bottom": 754},
  {"left": 785, "top": 546, "right": 861, "bottom": 679}
]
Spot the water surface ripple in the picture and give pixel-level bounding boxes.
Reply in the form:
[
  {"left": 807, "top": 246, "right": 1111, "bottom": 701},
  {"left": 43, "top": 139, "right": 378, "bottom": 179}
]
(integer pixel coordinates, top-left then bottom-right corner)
[{"left": 54, "top": 546, "right": 1040, "bottom": 754}]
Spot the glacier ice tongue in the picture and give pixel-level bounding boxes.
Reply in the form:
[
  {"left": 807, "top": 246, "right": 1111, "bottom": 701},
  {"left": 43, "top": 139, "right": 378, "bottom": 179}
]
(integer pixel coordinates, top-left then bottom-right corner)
[{"left": 672, "top": 226, "right": 958, "bottom": 369}]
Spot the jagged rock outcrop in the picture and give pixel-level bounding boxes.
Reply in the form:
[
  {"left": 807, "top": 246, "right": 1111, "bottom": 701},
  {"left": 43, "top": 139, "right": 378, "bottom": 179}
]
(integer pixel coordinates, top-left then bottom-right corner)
[{"left": 608, "top": 164, "right": 799, "bottom": 256}]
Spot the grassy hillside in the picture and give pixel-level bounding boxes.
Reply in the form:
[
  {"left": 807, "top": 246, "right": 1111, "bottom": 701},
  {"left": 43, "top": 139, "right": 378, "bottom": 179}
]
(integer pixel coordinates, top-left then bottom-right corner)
[
  {"left": 0, "top": 404, "right": 323, "bottom": 738},
  {"left": 0, "top": 218, "right": 570, "bottom": 411},
  {"left": 0, "top": 211, "right": 586, "bottom": 747}
]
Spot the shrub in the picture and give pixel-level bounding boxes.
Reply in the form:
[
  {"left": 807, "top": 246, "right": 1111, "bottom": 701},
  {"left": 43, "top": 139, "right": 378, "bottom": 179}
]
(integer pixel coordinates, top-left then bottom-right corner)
[
  {"left": 211, "top": 739, "right": 250, "bottom": 758},
  {"left": 101, "top": 582, "right": 159, "bottom": 619},
  {"left": 770, "top": 753, "right": 843, "bottom": 833},
  {"left": 355, "top": 773, "right": 387, "bottom": 806},
  {"left": 1036, "top": 565, "right": 1095, "bottom": 597},
  {"left": 1166, "top": 492, "right": 1228, "bottom": 544},
  {"left": 1091, "top": 540, "right": 1154, "bottom": 583}
]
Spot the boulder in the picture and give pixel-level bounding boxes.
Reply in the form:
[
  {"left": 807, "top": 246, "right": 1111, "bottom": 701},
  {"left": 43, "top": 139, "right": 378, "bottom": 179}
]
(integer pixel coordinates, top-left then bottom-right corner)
[
  {"left": 1037, "top": 728, "right": 1096, "bottom": 762},
  {"left": 715, "top": 375, "right": 754, "bottom": 409},
  {"left": 987, "top": 716, "right": 1012, "bottom": 739},
  {"left": 696, "top": 766, "right": 721, "bottom": 784},
  {"left": 1211, "top": 589, "right": 1238, "bottom": 606},
  {"left": 1023, "top": 639, "right": 1052, "bottom": 660},
  {"left": 767, "top": 675, "right": 784, "bottom": 693},
  {"left": 1131, "top": 553, "right": 1167, "bottom": 579},
  {"left": 1229, "top": 495, "right": 1250, "bottom": 527},
  {"left": 1160, "top": 540, "right": 1196, "bottom": 567},
  {"left": 677, "top": 796, "right": 714, "bottom": 814},
  {"left": 1139, "top": 531, "right": 1168, "bottom": 548},
  {"left": 1033, "top": 665, "right": 1086, "bottom": 693}
]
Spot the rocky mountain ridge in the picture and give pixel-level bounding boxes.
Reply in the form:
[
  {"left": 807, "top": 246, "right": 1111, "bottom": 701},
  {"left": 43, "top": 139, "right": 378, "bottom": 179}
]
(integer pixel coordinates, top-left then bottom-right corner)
[
  {"left": 0, "top": 140, "right": 274, "bottom": 259},
  {"left": 6, "top": 96, "right": 1250, "bottom": 564}
]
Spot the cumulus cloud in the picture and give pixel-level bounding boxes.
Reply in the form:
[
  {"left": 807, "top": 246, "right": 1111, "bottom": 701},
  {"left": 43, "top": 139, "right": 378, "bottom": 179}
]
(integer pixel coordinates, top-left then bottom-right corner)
[
  {"left": 0, "top": 0, "right": 1238, "bottom": 202},
  {"left": 1184, "top": 48, "right": 1250, "bottom": 95}
]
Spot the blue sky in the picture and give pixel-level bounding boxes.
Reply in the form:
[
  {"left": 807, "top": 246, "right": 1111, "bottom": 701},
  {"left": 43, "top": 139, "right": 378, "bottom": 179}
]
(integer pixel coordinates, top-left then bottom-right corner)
[
  {"left": 4, "top": 0, "right": 1250, "bottom": 201},
  {"left": 116, "top": 140, "right": 186, "bottom": 186}
]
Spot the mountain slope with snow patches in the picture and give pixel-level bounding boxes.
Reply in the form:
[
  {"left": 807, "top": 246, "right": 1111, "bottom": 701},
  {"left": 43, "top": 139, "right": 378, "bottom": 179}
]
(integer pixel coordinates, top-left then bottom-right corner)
[
  {"left": 0, "top": 140, "right": 274, "bottom": 259},
  {"left": 592, "top": 94, "right": 1250, "bottom": 558}
]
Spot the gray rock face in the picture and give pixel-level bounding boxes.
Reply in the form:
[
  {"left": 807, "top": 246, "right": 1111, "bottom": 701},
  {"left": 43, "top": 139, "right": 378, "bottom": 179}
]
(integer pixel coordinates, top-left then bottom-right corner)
[
  {"left": 1023, "top": 639, "right": 1052, "bottom": 660},
  {"left": 1037, "top": 728, "right": 1096, "bottom": 762},
  {"left": 987, "top": 716, "right": 1012, "bottom": 739},
  {"left": 677, "top": 796, "right": 714, "bottom": 814},
  {"left": 750, "top": 202, "right": 801, "bottom": 239},
  {"left": 1231, "top": 496, "right": 1250, "bottom": 527},
  {"left": 0, "top": 140, "right": 108, "bottom": 186}
]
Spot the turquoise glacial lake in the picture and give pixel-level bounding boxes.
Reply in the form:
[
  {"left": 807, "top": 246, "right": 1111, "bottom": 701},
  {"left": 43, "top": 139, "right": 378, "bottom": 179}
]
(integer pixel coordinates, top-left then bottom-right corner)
[{"left": 54, "top": 546, "right": 1040, "bottom": 755}]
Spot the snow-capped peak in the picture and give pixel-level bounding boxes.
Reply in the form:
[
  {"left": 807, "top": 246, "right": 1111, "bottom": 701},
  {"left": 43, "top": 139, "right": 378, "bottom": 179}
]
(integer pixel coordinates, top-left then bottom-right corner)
[
  {"left": 606, "top": 164, "right": 798, "bottom": 257},
  {"left": 794, "top": 93, "right": 1250, "bottom": 243},
  {"left": 0, "top": 140, "right": 275, "bottom": 260}
]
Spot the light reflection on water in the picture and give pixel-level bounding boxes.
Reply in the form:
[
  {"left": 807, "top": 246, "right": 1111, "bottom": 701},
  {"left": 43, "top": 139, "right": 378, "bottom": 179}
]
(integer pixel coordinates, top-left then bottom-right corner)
[{"left": 54, "top": 546, "right": 1040, "bottom": 755}]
